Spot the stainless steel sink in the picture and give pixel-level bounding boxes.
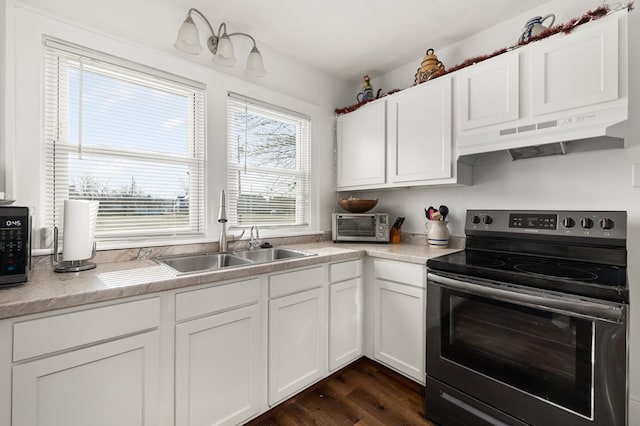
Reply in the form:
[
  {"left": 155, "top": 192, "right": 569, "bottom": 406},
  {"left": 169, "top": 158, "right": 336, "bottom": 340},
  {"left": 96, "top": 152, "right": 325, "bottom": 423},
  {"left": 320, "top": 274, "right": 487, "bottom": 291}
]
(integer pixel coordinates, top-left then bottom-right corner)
[
  {"left": 154, "top": 247, "right": 316, "bottom": 275},
  {"left": 233, "top": 247, "right": 316, "bottom": 263},
  {"left": 155, "top": 253, "right": 253, "bottom": 274}
]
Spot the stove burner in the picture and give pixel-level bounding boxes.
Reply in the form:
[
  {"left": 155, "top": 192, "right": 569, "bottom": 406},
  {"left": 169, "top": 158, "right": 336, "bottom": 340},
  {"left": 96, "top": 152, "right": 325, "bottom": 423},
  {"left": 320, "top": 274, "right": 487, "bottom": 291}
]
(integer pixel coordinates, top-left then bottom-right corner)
[
  {"left": 466, "top": 254, "right": 505, "bottom": 267},
  {"left": 558, "top": 262, "right": 603, "bottom": 271},
  {"left": 513, "top": 264, "right": 598, "bottom": 281},
  {"left": 507, "top": 256, "right": 545, "bottom": 263}
]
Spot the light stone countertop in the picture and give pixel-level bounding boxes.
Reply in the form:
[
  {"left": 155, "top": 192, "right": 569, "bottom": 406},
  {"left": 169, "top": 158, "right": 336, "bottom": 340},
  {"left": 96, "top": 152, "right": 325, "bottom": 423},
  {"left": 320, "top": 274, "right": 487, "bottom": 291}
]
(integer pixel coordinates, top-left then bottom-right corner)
[{"left": 0, "top": 241, "right": 460, "bottom": 320}]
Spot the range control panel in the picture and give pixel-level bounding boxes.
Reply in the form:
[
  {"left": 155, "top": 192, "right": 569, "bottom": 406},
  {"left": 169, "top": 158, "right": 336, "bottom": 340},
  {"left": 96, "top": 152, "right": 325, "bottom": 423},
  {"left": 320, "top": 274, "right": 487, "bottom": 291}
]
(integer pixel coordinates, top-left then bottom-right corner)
[
  {"left": 466, "top": 210, "right": 627, "bottom": 240},
  {"left": 0, "top": 206, "right": 30, "bottom": 286}
]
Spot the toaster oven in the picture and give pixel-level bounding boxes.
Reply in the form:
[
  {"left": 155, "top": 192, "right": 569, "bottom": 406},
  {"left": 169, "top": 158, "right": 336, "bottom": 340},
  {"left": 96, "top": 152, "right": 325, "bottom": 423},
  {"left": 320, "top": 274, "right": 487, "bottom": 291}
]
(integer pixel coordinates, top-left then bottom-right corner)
[{"left": 332, "top": 213, "right": 389, "bottom": 243}]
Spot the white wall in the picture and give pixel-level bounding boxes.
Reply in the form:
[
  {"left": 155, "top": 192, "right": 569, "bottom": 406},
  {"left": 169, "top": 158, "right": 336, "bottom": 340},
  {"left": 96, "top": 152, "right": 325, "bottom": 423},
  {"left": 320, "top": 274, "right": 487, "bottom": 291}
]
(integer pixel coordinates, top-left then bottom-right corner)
[
  {"left": 353, "top": 0, "right": 640, "bottom": 419},
  {"left": 0, "top": 0, "right": 7, "bottom": 193},
  {"left": 1, "top": 0, "right": 351, "bottom": 249}
]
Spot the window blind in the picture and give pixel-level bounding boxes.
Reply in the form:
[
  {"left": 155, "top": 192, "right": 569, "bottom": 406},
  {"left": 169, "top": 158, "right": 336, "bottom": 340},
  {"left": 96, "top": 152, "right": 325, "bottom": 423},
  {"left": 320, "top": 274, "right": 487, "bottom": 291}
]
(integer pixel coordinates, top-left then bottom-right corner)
[
  {"left": 44, "top": 38, "right": 206, "bottom": 240},
  {"left": 227, "top": 94, "right": 310, "bottom": 227}
]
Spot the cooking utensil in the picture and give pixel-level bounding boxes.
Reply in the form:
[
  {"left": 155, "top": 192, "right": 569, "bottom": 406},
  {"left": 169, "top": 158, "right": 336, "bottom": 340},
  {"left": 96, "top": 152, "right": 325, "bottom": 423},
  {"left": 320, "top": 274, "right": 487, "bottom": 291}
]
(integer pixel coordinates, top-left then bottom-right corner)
[
  {"left": 439, "top": 205, "right": 449, "bottom": 220},
  {"left": 427, "top": 206, "right": 437, "bottom": 221}
]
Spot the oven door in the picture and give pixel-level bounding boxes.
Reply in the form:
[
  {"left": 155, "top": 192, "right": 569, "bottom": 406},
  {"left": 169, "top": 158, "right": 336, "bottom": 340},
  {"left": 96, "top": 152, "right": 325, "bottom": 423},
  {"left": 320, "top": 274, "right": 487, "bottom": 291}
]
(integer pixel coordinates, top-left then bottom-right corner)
[{"left": 426, "top": 271, "right": 627, "bottom": 426}]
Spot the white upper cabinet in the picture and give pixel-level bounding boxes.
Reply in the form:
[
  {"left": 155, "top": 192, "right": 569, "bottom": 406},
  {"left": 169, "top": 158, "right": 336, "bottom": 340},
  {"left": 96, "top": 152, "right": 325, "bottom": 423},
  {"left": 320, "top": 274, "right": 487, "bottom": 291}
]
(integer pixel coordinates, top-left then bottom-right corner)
[
  {"left": 336, "top": 101, "right": 386, "bottom": 188},
  {"left": 336, "top": 75, "right": 470, "bottom": 191},
  {"left": 455, "top": 11, "right": 627, "bottom": 156},
  {"left": 531, "top": 16, "right": 619, "bottom": 116},
  {"left": 388, "top": 77, "right": 452, "bottom": 183},
  {"left": 456, "top": 51, "right": 520, "bottom": 131}
]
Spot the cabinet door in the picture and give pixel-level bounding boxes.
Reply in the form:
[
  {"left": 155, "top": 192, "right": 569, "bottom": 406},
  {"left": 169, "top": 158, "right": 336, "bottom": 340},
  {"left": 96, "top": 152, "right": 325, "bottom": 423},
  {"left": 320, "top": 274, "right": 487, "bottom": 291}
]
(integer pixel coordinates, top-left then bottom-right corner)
[
  {"left": 329, "top": 278, "right": 362, "bottom": 371},
  {"left": 336, "top": 101, "right": 386, "bottom": 188},
  {"left": 531, "top": 16, "right": 619, "bottom": 116},
  {"left": 175, "top": 304, "right": 261, "bottom": 426},
  {"left": 373, "top": 279, "right": 425, "bottom": 383},
  {"left": 456, "top": 51, "right": 520, "bottom": 130},
  {"left": 12, "top": 331, "right": 160, "bottom": 426},
  {"left": 388, "top": 77, "right": 452, "bottom": 183},
  {"left": 269, "top": 287, "right": 327, "bottom": 405}
]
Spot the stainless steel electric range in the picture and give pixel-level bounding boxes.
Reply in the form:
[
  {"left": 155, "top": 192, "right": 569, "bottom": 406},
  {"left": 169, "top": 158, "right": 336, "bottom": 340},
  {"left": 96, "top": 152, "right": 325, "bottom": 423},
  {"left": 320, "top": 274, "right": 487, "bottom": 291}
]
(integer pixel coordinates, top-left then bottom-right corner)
[{"left": 426, "top": 210, "right": 628, "bottom": 426}]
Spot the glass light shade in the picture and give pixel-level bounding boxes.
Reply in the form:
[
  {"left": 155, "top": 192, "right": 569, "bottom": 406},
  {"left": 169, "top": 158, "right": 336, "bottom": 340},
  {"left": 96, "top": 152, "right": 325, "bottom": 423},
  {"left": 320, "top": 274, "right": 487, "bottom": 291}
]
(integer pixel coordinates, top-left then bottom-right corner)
[
  {"left": 174, "top": 18, "right": 203, "bottom": 54},
  {"left": 213, "top": 34, "right": 237, "bottom": 66},
  {"left": 245, "top": 47, "right": 266, "bottom": 77}
]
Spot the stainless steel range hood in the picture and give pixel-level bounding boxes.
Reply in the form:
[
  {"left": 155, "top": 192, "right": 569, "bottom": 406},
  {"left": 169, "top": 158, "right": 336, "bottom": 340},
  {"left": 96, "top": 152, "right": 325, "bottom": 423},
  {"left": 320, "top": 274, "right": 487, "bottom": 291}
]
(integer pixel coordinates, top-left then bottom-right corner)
[{"left": 457, "top": 105, "right": 628, "bottom": 160}]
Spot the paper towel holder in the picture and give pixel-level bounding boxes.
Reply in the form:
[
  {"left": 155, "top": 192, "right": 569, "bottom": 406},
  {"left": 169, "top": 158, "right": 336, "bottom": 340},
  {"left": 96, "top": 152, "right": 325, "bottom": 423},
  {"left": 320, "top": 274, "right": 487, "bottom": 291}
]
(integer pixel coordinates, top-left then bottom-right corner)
[{"left": 52, "top": 226, "right": 97, "bottom": 273}]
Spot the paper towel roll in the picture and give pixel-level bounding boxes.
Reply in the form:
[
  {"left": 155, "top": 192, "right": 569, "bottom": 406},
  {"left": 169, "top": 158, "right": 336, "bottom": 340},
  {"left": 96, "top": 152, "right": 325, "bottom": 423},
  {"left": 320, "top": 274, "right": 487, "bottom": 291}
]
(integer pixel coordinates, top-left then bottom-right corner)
[{"left": 62, "top": 200, "right": 99, "bottom": 261}]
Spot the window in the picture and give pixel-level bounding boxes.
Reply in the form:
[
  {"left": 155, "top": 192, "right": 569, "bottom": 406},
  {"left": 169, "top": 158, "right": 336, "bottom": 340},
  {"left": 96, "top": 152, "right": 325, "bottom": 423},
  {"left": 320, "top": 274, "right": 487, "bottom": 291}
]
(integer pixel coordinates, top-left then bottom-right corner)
[
  {"left": 44, "top": 38, "right": 205, "bottom": 240},
  {"left": 227, "top": 94, "right": 310, "bottom": 227}
]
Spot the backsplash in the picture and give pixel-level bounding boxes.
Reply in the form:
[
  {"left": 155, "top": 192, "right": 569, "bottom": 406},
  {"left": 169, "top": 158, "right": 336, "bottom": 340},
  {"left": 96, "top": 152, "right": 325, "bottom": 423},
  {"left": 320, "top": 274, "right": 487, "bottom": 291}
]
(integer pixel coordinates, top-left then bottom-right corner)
[
  {"left": 31, "top": 231, "right": 464, "bottom": 271},
  {"left": 32, "top": 233, "right": 327, "bottom": 271}
]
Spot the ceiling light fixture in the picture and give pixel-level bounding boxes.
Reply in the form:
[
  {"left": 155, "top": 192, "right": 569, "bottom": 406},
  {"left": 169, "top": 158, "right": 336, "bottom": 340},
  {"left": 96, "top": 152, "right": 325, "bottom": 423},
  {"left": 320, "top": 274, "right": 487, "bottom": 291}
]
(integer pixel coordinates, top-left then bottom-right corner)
[{"left": 175, "top": 8, "right": 266, "bottom": 78}]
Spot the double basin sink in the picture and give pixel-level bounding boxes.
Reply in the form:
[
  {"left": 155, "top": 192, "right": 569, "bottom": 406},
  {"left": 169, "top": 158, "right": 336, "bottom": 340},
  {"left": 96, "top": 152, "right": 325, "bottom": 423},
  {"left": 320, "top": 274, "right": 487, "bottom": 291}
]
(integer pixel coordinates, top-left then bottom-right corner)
[{"left": 155, "top": 247, "right": 316, "bottom": 275}]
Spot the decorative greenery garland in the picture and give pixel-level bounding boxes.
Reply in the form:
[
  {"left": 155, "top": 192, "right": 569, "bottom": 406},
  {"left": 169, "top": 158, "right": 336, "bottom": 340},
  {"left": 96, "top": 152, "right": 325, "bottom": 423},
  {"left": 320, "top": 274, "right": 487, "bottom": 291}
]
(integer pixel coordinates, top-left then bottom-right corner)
[{"left": 335, "top": 2, "right": 634, "bottom": 116}]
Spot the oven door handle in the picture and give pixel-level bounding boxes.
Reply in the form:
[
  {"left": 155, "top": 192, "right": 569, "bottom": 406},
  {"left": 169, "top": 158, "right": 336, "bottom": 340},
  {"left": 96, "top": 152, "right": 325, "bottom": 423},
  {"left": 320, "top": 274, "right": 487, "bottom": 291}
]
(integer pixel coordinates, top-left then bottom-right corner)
[{"left": 428, "top": 272, "right": 625, "bottom": 323}]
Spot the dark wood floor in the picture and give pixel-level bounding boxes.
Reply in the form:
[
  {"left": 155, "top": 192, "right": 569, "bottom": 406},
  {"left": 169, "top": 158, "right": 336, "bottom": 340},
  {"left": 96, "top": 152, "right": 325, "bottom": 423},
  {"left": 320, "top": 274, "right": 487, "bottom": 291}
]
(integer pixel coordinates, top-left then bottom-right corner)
[{"left": 246, "top": 357, "right": 434, "bottom": 426}]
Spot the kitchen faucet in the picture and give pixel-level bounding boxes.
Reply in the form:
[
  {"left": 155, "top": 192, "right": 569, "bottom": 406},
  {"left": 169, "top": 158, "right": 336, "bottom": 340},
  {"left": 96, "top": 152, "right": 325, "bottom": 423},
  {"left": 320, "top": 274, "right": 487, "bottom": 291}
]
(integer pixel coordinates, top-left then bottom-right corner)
[
  {"left": 249, "top": 225, "right": 261, "bottom": 250},
  {"left": 217, "top": 190, "right": 244, "bottom": 252}
]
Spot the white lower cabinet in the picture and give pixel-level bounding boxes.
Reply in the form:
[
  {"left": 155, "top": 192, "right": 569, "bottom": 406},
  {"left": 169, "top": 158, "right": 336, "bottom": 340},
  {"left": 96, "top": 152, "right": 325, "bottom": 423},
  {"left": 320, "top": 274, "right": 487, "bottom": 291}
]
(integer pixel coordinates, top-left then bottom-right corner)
[
  {"left": 329, "top": 260, "right": 363, "bottom": 371},
  {"left": 268, "top": 286, "right": 327, "bottom": 405},
  {"left": 174, "top": 278, "right": 263, "bottom": 426},
  {"left": 175, "top": 304, "right": 261, "bottom": 426},
  {"left": 372, "top": 259, "right": 426, "bottom": 383},
  {"left": 11, "top": 300, "right": 161, "bottom": 426},
  {"left": 1, "top": 255, "right": 434, "bottom": 426},
  {"left": 329, "top": 279, "right": 362, "bottom": 371}
]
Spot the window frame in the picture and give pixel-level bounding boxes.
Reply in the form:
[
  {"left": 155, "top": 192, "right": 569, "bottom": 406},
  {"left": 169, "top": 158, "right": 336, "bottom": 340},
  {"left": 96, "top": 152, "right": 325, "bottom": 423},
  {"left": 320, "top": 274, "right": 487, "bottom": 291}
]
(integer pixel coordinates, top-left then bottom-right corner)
[
  {"left": 43, "top": 37, "right": 207, "bottom": 241},
  {"left": 226, "top": 93, "right": 311, "bottom": 229}
]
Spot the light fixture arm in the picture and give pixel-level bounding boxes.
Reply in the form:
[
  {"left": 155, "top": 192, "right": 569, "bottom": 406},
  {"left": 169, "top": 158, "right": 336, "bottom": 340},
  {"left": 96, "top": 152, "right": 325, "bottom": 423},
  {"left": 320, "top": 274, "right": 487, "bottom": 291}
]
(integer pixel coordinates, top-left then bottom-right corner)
[
  {"left": 186, "top": 8, "right": 215, "bottom": 40},
  {"left": 175, "top": 8, "right": 266, "bottom": 76},
  {"left": 227, "top": 31, "right": 259, "bottom": 49},
  {"left": 186, "top": 9, "right": 259, "bottom": 54}
]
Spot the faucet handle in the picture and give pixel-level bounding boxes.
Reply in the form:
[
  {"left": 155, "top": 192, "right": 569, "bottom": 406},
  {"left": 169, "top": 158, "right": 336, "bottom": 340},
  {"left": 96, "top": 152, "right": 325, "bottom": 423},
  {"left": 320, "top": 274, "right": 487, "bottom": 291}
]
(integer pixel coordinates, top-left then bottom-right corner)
[{"left": 249, "top": 225, "right": 261, "bottom": 250}]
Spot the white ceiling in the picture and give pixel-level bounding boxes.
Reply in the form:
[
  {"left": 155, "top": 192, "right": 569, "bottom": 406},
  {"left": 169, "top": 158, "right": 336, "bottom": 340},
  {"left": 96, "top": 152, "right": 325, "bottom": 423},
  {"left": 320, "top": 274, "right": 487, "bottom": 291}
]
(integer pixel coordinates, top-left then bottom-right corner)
[
  {"left": 180, "top": 0, "right": 552, "bottom": 81},
  {"left": 17, "top": 0, "right": 553, "bottom": 82}
]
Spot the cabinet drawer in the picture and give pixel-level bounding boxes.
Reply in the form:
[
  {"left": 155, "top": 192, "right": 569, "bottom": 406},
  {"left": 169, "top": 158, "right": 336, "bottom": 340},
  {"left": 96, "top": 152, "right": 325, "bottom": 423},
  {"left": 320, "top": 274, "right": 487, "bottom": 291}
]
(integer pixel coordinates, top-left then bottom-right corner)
[
  {"left": 269, "top": 265, "right": 326, "bottom": 298},
  {"left": 329, "top": 260, "right": 362, "bottom": 283},
  {"left": 13, "top": 297, "right": 160, "bottom": 361},
  {"left": 373, "top": 259, "right": 424, "bottom": 288},
  {"left": 175, "top": 278, "right": 260, "bottom": 321}
]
